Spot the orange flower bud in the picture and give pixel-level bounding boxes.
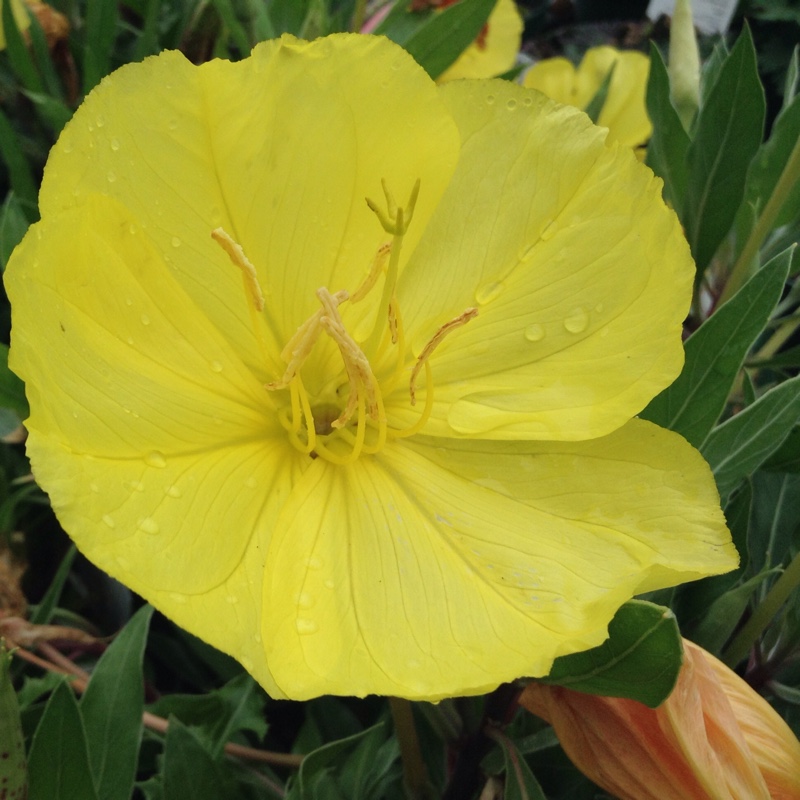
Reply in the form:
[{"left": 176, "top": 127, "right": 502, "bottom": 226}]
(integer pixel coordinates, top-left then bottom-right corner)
[{"left": 519, "top": 640, "right": 800, "bottom": 800}]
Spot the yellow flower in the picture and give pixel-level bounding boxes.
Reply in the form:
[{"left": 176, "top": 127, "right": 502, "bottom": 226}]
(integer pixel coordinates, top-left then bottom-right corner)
[
  {"left": 437, "top": 0, "right": 523, "bottom": 82},
  {"left": 5, "top": 34, "right": 736, "bottom": 700},
  {"left": 523, "top": 45, "right": 652, "bottom": 149},
  {"left": 0, "top": 0, "right": 30, "bottom": 49},
  {"left": 520, "top": 640, "right": 800, "bottom": 800}
]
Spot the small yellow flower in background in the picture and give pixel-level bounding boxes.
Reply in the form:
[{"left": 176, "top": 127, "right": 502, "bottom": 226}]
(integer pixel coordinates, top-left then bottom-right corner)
[
  {"left": 523, "top": 45, "right": 652, "bottom": 149},
  {"left": 6, "top": 34, "right": 736, "bottom": 700},
  {"left": 0, "top": 0, "right": 30, "bottom": 49},
  {"left": 520, "top": 639, "right": 800, "bottom": 800},
  {"left": 436, "top": 0, "right": 523, "bottom": 82}
]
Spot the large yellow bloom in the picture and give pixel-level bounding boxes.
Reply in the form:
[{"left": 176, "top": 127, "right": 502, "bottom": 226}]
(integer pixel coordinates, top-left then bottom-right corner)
[
  {"left": 5, "top": 34, "right": 736, "bottom": 700},
  {"left": 523, "top": 46, "right": 652, "bottom": 149}
]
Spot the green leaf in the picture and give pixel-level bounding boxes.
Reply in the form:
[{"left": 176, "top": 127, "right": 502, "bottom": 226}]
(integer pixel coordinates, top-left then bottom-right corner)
[
  {"left": 0, "top": 342, "right": 27, "bottom": 421},
  {"left": 28, "top": 680, "right": 99, "bottom": 800},
  {"left": 0, "top": 107, "right": 39, "bottom": 214},
  {"left": 161, "top": 717, "right": 236, "bottom": 800},
  {"left": 640, "top": 247, "right": 792, "bottom": 447},
  {"left": 691, "top": 568, "right": 780, "bottom": 655},
  {"left": 699, "top": 39, "right": 728, "bottom": 106},
  {"left": 209, "top": 0, "right": 252, "bottom": 55},
  {"left": 30, "top": 545, "right": 77, "bottom": 625},
  {"left": 267, "top": 0, "right": 312, "bottom": 35},
  {"left": 81, "top": 605, "right": 154, "bottom": 800},
  {"left": 783, "top": 45, "right": 799, "bottom": 110},
  {"left": 377, "top": 0, "right": 497, "bottom": 80},
  {"left": 83, "top": 0, "right": 119, "bottom": 94},
  {"left": 488, "top": 730, "right": 547, "bottom": 800},
  {"left": 702, "top": 374, "right": 800, "bottom": 497},
  {"left": 645, "top": 44, "right": 689, "bottom": 213},
  {"left": 747, "top": 471, "right": 800, "bottom": 574},
  {"left": 0, "top": 192, "right": 31, "bottom": 271},
  {"left": 0, "top": 646, "right": 27, "bottom": 799},
  {"left": 542, "top": 600, "right": 682, "bottom": 708},
  {"left": 2, "top": 0, "right": 43, "bottom": 94},
  {"left": 684, "top": 26, "right": 765, "bottom": 272},
  {"left": 764, "top": 425, "right": 800, "bottom": 472},
  {"left": 583, "top": 62, "right": 615, "bottom": 124}
]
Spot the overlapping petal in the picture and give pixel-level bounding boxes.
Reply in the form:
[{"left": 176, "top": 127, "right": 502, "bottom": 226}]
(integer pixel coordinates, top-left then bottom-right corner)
[
  {"left": 524, "top": 46, "right": 652, "bottom": 149},
  {"left": 437, "top": 0, "right": 523, "bottom": 82},
  {"left": 262, "top": 419, "right": 734, "bottom": 699},
  {"left": 394, "top": 80, "right": 690, "bottom": 440}
]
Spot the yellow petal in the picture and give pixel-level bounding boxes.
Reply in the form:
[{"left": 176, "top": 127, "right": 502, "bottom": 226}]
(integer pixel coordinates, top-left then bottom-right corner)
[
  {"left": 261, "top": 418, "right": 735, "bottom": 700},
  {"left": 39, "top": 35, "right": 460, "bottom": 357},
  {"left": 521, "top": 56, "right": 577, "bottom": 105},
  {"left": 395, "top": 79, "right": 691, "bottom": 440},
  {"left": 437, "top": 0, "right": 523, "bottom": 82}
]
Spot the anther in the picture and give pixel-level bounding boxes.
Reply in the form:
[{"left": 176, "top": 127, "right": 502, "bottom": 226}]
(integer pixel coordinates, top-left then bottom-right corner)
[
  {"left": 410, "top": 308, "right": 479, "bottom": 405},
  {"left": 211, "top": 228, "right": 265, "bottom": 312}
]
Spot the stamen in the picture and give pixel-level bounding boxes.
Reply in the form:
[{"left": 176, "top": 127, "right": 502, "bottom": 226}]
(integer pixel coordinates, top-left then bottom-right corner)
[
  {"left": 211, "top": 228, "right": 265, "bottom": 312},
  {"left": 351, "top": 242, "right": 391, "bottom": 303},
  {"left": 410, "top": 308, "right": 478, "bottom": 405}
]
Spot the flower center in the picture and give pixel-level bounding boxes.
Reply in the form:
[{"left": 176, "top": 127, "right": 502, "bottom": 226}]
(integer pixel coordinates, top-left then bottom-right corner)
[{"left": 212, "top": 181, "right": 476, "bottom": 464}]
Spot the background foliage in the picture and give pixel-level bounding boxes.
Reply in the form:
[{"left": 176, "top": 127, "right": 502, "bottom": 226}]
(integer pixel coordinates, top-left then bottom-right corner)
[{"left": 0, "top": 1, "right": 798, "bottom": 798}]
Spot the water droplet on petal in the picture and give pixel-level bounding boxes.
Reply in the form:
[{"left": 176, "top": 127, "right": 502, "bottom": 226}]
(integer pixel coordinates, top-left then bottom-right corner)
[
  {"left": 140, "top": 313, "right": 151, "bottom": 326},
  {"left": 486, "top": 94, "right": 495, "bottom": 105},
  {"left": 95, "top": 114, "right": 105, "bottom": 128},
  {"left": 595, "top": 302, "right": 604, "bottom": 313},
  {"left": 226, "top": 595, "right": 239, "bottom": 604},
  {"left": 102, "top": 514, "right": 116, "bottom": 528},
  {"left": 171, "top": 236, "right": 181, "bottom": 248},
  {"left": 297, "top": 592, "right": 314, "bottom": 609},
  {"left": 407, "top": 659, "right": 421, "bottom": 669},
  {"left": 324, "top": 579, "right": 335, "bottom": 590},
  {"left": 144, "top": 451, "right": 167, "bottom": 468},
  {"left": 210, "top": 360, "right": 223, "bottom": 373},
  {"left": 240, "top": 656, "right": 254, "bottom": 671},
  {"left": 245, "top": 476, "right": 257, "bottom": 489},
  {"left": 475, "top": 281, "right": 504, "bottom": 305},
  {"left": 62, "top": 139, "right": 73, "bottom": 153},
  {"left": 138, "top": 517, "right": 160, "bottom": 535},
  {"left": 563, "top": 307, "right": 589, "bottom": 334},
  {"left": 523, "top": 95, "right": 533, "bottom": 107},
  {"left": 296, "top": 618, "right": 318, "bottom": 635},
  {"left": 307, "top": 557, "right": 323, "bottom": 570},
  {"left": 110, "top": 138, "right": 120, "bottom": 151},
  {"left": 506, "top": 98, "right": 517, "bottom": 110},
  {"left": 90, "top": 483, "right": 99, "bottom": 493},
  {"left": 524, "top": 323, "right": 545, "bottom": 342},
  {"left": 166, "top": 485, "right": 182, "bottom": 498},
  {"left": 169, "top": 593, "right": 187, "bottom": 604},
  {"left": 107, "top": 171, "right": 117, "bottom": 183}
]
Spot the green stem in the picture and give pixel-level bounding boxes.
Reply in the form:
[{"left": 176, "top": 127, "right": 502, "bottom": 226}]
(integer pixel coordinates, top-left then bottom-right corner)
[
  {"left": 720, "top": 133, "right": 800, "bottom": 304},
  {"left": 351, "top": 0, "right": 368, "bottom": 31},
  {"left": 389, "top": 697, "right": 433, "bottom": 800},
  {"left": 722, "top": 549, "right": 800, "bottom": 667}
]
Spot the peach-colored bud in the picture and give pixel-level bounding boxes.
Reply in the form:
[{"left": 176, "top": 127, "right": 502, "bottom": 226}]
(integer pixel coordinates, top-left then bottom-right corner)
[{"left": 519, "top": 640, "right": 800, "bottom": 800}]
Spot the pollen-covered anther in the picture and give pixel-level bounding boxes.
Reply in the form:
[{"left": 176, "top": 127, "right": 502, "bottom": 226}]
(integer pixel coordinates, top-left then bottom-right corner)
[
  {"left": 211, "top": 228, "right": 265, "bottom": 312},
  {"left": 351, "top": 242, "right": 391, "bottom": 303},
  {"left": 410, "top": 307, "right": 479, "bottom": 405}
]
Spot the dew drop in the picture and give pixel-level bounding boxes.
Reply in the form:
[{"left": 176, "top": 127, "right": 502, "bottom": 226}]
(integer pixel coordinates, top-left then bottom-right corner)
[
  {"left": 524, "top": 323, "right": 545, "bottom": 342},
  {"left": 128, "top": 223, "right": 137, "bottom": 235},
  {"left": 102, "top": 514, "right": 116, "bottom": 529},
  {"left": 226, "top": 595, "right": 239, "bottom": 604},
  {"left": 474, "top": 281, "right": 504, "bottom": 305},
  {"left": 506, "top": 98, "right": 518, "bottom": 110},
  {"left": 95, "top": 114, "right": 105, "bottom": 128},
  {"left": 296, "top": 618, "right": 318, "bottom": 635},
  {"left": 169, "top": 593, "right": 187, "bottom": 604},
  {"left": 522, "top": 95, "right": 533, "bottom": 107},
  {"left": 107, "top": 171, "right": 117, "bottom": 183},
  {"left": 307, "top": 556, "right": 323, "bottom": 570},
  {"left": 297, "top": 592, "right": 314, "bottom": 610},
  {"left": 486, "top": 94, "right": 495, "bottom": 105},
  {"left": 595, "top": 302, "right": 604, "bottom": 313},
  {"left": 209, "top": 360, "right": 223, "bottom": 373},
  {"left": 166, "top": 485, "right": 182, "bottom": 498},
  {"left": 125, "top": 297, "right": 133, "bottom": 306},
  {"left": 138, "top": 517, "right": 160, "bottom": 535},
  {"left": 110, "top": 138, "right": 120, "bottom": 151},
  {"left": 126, "top": 337, "right": 134, "bottom": 345},
  {"left": 167, "top": 117, "right": 178, "bottom": 130},
  {"left": 115, "top": 556, "right": 130, "bottom": 570},
  {"left": 407, "top": 659, "right": 421, "bottom": 669},
  {"left": 253, "top": 634, "right": 261, "bottom": 643},
  {"left": 324, "top": 579, "right": 335, "bottom": 589},
  {"left": 144, "top": 450, "right": 167, "bottom": 468},
  {"left": 90, "top": 482, "right": 100, "bottom": 493},
  {"left": 171, "top": 236, "right": 181, "bottom": 248},
  {"left": 563, "top": 307, "right": 589, "bottom": 334},
  {"left": 140, "top": 313, "right": 151, "bottom": 326},
  {"left": 240, "top": 656, "right": 254, "bottom": 671},
  {"left": 61, "top": 139, "right": 73, "bottom": 154},
  {"left": 244, "top": 476, "right": 257, "bottom": 489}
]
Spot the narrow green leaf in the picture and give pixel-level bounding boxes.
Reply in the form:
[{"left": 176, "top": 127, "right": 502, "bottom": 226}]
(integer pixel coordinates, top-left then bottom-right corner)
[
  {"left": 83, "top": 0, "right": 119, "bottom": 94},
  {"left": 702, "top": 374, "right": 800, "bottom": 497},
  {"left": 27, "top": 11, "right": 65, "bottom": 101},
  {"left": 0, "top": 107, "right": 39, "bottom": 213},
  {"left": 209, "top": 0, "right": 252, "bottom": 55},
  {"left": 2, "top": 1, "right": 43, "bottom": 94},
  {"left": 488, "top": 730, "right": 546, "bottom": 800},
  {"left": 267, "top": 0, "right": 312, "bottom": 35},
  {"left": 645, "top": 43, "right": 689, "bottom": 214},
  {"left": 542, "top": 600, "right": 682, "bottom": 708},
  {"left": 0, "top": 192, "right": 31, "bottom": 271},
  {"left": 162, "top": 717, "right": 234, "bottom": 800},
  {"left": 30, "top": 545, "right": 77, "bottom": 625},
  {"left": 640, "top": 247, "right": 792, "bottom": 446},
  {"left": 28, "top": 681, "right": 99, "bottom": 800},
  {"left": 0, "top": 646, "right": 27, "bottom": 799},
  {"left": 132, "top": 0, "right": 165, "bottom": 61},
  {"left": 782, "top": 45, "right": 798, "bottom": 109},
  {"left": 747, "top": 471, "right": 800, "bottom": 574},
  {"left": 684, "top": 26, "right": 765, "bottom": 272},
  {"left": 691, "top": 568, "right": 780, "bottom": 654},
  {"left": 0, "top": 343, "right": 28, "bottom": 419},
  {"left": 764, "top": 425, "right": 800, "bottom": 472},
  {"left": 583, "top": 62, "right": 615, "bottom": 124},
  {"left": 81, "top": 605, "right": 154, "bottom": 800},
  {"left": 378, "top": 0, "right": 497, "bottom": 79},
  {"left": 699, "top": 39, "right": 728, "bottom": 106}
]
